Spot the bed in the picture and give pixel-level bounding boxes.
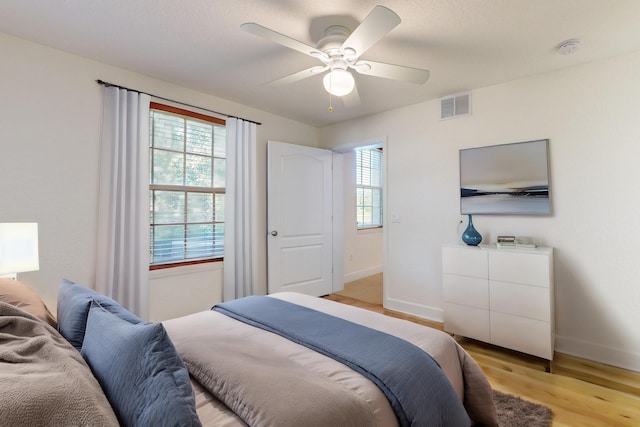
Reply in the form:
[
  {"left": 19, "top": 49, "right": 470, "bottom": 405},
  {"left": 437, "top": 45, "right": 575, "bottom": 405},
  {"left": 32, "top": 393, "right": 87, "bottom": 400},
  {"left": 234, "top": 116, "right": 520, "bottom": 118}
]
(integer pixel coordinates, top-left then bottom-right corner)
[{"left": 0, "top": 278, "right": 498, "bottom": 426}]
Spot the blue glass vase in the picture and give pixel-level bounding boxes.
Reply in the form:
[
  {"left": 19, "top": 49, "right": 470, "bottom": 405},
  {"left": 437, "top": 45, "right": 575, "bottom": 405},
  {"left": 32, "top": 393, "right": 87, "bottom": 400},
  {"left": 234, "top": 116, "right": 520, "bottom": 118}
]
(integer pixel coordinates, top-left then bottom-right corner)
[{"left": 462, "top": 214, "right": 482, "bottom": 246}]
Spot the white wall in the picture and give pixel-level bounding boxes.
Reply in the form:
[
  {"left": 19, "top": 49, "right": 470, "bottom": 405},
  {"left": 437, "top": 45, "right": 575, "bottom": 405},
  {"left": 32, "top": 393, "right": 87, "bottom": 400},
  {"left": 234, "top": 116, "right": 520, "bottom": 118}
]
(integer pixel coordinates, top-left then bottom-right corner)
[
  {"left": 341, "top": 150, "right": 383, "bottom": 283},
  {"left": 320, "top": 51, "right": 640, "bottom": 372},
  {"left": 4, "top": 31, "right": 639, "bottom": 372},
  {"left": 0, "top": 33, "right": 319, "bottom": 320}
]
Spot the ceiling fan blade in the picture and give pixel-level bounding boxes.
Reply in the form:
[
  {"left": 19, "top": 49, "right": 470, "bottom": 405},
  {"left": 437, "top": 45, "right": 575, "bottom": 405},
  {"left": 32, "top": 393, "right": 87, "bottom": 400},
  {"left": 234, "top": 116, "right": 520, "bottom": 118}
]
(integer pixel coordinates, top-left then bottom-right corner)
[
  {"left": 265, "top": 66, "right": 328, "bottom": 86},
  {"left": 341, "top": 5, "right": 401, "bottom": 58},
  {"left": 342, "top": 83, "right": 360, "bottom": 108},
  {"left": 354, "top": 60, "right": 430, "bottom": 84},
  {"left": 241, "top": 22, "right": 328, "bottom": 61}
]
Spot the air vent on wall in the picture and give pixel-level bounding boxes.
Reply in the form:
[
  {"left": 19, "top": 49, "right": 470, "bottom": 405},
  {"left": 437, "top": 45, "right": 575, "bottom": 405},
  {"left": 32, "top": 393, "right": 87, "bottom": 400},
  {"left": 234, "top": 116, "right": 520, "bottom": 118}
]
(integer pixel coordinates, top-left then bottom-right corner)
[{"left": 440, "top": 92, "right": 471, "bottom": 120}]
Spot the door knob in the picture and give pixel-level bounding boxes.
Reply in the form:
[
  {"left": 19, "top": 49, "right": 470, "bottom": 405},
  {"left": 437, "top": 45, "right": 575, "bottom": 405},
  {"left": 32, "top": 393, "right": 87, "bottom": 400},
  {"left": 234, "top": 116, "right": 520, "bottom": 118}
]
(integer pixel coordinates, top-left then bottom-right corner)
[{"left": 270, "top": 230, "right": 278, "bottom": 236}]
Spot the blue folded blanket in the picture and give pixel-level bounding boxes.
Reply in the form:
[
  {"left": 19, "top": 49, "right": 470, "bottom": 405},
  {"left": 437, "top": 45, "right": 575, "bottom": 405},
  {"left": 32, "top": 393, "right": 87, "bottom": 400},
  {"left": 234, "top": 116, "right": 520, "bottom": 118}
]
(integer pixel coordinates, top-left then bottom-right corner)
[{"left": 213, "top": 296, "right": 470, "bottom": 427}]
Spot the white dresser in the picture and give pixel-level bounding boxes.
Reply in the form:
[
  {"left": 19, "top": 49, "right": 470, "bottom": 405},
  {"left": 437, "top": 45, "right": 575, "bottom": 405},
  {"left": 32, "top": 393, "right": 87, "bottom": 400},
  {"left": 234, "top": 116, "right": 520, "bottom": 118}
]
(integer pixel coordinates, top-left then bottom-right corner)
[{"left": 442, "top": 244, "right": 554, "bottom": 360}]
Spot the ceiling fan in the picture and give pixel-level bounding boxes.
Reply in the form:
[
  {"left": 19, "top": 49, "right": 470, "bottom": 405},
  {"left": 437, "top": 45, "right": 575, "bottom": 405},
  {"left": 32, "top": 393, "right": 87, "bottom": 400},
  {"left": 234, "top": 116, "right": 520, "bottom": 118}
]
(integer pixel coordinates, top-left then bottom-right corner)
[{"left": 240, "top": 5, "right": 430, "bottom": 107}]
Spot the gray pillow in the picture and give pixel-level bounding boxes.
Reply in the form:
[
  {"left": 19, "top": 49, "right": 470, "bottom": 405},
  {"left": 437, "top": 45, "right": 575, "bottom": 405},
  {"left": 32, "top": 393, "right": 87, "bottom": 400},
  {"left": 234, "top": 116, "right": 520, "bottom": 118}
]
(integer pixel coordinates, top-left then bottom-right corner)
[
  {"left": 81, "top": 300, "right": 201, "bottom": 427},
  {"left": 57, "top": 279, "right": 143, "bottom": 350}
]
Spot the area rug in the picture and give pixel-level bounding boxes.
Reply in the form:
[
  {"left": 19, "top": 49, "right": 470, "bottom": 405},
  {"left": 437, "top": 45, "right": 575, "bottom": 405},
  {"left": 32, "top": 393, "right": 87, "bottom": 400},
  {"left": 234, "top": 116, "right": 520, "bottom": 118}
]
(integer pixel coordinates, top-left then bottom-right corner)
[{"left": 493, "top": 390, "right": 553, "bottom": 427}]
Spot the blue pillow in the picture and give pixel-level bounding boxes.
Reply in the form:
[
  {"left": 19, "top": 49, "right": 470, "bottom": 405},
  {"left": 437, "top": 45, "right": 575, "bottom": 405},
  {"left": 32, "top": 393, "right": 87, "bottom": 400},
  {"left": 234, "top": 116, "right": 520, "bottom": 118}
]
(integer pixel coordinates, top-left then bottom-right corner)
[
  {"left": 81, "top": 300, "right": 201, "bottom": 427},
  {"left": 57, "top": 279, "right": 143, "bottom": 350}
]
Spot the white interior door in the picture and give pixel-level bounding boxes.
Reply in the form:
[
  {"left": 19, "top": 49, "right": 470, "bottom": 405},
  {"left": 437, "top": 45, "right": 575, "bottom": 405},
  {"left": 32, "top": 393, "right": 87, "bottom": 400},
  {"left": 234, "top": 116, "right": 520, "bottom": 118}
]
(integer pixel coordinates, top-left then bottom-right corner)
[{"left": 267, "top": 141, "right": 333, "bottom": 296}]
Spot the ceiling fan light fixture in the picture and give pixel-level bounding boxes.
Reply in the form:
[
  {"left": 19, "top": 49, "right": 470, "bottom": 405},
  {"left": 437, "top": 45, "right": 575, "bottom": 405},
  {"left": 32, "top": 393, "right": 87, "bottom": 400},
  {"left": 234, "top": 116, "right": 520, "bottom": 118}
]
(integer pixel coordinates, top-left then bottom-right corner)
[{"left": 323, "top": 69, "right": 355, "bottom": 96}]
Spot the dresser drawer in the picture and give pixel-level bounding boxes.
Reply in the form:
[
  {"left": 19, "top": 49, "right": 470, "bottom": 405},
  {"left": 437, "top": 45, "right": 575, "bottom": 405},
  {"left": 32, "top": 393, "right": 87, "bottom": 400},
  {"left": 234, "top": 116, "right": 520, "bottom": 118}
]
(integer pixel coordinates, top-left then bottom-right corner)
[
  {"left": 442, "top": 246, "right": 488, "bottom": 278},
  {"left": 490, "top": 281, "right": 550, "bottom": 321},
  {"left": 443, "top": 274, "right": 489, "bottom": 309},
  {"left": 488, "top": 251, "right": 550, "bottom": 287},
  {"left": 444, "top": 303, "right": 490, "bottom": 343},
  {"left": 490, "top": 312, "right": 553, "bottom": 359}
]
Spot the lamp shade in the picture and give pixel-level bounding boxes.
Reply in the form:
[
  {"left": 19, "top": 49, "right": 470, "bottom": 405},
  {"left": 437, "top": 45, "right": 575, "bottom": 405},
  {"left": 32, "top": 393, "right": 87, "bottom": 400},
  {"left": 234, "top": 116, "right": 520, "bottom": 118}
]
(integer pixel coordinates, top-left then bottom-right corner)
[
  {"left": 323, "top": 69, "right": 355, "bottom": 96},
  {"left": 0, "top": 223, "right": 39, "bottom": 275}
]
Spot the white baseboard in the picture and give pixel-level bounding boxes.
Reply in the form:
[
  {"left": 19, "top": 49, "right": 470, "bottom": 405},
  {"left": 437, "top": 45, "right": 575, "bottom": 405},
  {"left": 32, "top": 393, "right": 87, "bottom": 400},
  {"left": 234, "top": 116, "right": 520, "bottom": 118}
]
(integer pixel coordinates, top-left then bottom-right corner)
[
  {"left": 343, "top": 265, "right": 382, "bottom": 284},
  {"left": 555, "top": 334, "right": 640, "bottom": 373},
  {"left": 383, "top": 297, "right": 444, "bottom": 323}
]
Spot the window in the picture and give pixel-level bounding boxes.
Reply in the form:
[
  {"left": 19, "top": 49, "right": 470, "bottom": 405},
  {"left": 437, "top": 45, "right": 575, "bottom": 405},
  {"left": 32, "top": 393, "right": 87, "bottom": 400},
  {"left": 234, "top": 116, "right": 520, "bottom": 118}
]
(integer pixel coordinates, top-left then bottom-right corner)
[
  {"left": 356, "top": 147, "right": 383, "bottom": 229},
  {"left": 149, "top": 103, "right": 226, "bottom": 268}
]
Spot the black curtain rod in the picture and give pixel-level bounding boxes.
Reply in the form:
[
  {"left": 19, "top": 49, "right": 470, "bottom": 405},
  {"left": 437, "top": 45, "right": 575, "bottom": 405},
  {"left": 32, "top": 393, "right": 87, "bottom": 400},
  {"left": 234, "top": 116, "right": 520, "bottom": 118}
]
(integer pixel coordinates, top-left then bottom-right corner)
[{"left": 96, "top": 79, "right": 262, "bottom": 126}]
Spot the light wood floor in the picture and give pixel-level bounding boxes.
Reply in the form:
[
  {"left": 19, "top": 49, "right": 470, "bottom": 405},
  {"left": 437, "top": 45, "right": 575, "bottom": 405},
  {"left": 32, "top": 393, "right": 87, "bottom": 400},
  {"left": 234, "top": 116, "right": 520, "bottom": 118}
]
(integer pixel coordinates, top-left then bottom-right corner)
[{"left": 327, "top": 275, "right": 640, "bottom": 427}]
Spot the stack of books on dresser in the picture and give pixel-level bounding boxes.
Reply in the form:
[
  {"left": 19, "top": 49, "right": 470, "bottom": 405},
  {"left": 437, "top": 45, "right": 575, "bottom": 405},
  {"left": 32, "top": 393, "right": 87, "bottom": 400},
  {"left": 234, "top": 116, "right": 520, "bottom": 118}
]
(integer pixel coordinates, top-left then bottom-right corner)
[
  {"left": 497, "top": 235, "right": 537, "bottom": 249},
  {"left": 496, "top": 236, "right": 516, "bottom": 249}
]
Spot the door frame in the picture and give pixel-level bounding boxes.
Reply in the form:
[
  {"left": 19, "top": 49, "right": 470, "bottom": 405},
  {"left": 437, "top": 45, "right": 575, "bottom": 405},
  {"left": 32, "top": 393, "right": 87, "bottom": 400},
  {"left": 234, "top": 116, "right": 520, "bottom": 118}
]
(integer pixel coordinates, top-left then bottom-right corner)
[
  {"left": 331, "top": 137, "right": 387, "bottom": 301},
  {"left": 265, "top": 138, "right": 386, "bottom": 297}
]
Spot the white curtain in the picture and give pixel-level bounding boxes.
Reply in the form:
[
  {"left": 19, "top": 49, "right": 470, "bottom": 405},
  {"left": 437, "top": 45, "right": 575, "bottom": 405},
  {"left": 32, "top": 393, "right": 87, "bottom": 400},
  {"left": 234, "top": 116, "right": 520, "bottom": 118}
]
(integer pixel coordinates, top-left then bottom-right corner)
[
  {"left": 95, "top": 86, "right": 151, "bottom": 319},
  {"left": 223, "top": 118, "right": 258, "bottom": 301}
]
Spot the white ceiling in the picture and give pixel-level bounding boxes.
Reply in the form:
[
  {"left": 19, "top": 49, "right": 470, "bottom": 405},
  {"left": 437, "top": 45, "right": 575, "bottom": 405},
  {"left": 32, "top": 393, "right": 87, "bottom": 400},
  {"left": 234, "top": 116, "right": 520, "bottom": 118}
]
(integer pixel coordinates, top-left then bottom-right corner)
[{"left": 2, "top": 0, "right": 640, "bottom": 127}]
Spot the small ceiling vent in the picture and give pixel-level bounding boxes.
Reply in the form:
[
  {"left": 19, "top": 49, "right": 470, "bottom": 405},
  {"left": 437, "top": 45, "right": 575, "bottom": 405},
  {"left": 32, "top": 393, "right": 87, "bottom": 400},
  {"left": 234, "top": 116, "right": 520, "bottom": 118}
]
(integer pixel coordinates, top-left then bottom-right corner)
[{"left": 440, "top": 92, "right": 471, "bottom": 120}]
